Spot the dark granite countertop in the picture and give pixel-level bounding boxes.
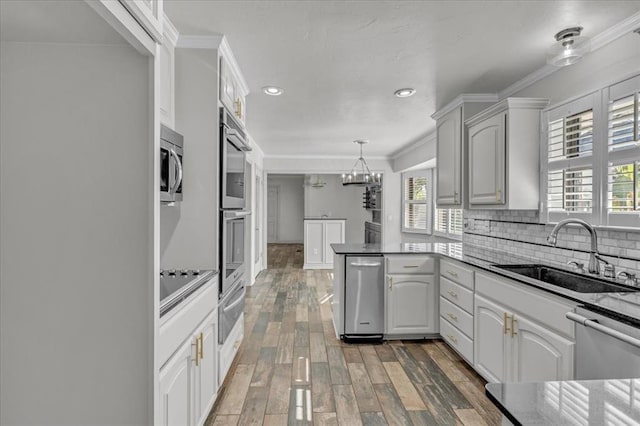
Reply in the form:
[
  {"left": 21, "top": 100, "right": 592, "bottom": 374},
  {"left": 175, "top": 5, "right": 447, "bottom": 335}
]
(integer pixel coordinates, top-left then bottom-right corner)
[
  {"left": 331, "top": 242, "right": 640, "bottom": 324},
  {"left": 485, "top": 379, "right": 640, "bottom": 425}
]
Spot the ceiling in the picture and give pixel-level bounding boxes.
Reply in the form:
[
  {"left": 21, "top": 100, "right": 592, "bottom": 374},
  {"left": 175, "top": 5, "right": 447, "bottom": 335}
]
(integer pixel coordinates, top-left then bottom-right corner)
[{"left": 165, "top": 1, "right": 638, "bottom": 158}]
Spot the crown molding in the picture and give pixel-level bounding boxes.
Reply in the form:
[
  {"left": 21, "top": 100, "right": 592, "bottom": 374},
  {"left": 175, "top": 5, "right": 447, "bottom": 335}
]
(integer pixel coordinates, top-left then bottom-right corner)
[
  {"left": 264, "top": 154, "right": 390, "bottom": 161},
  {"left": 465, "top": 97, "right": 549, "bottom": 127},
  {"left": 497, "top": 64, "right": 557, "bottom": 99},
  {"left": 390, "top": 130, "right": 436, "bottom": 160},
  {"left": 590, "top": 11, "right": 640, "bottom": 51},
  {"left": 176, "top": 34, "right": 224, "bottom": 49},
  {"left": 431, "top": 93, "right": 498, "bottom": 121},
  {"left": 162, "top": 13, "right": 179, "bottom": 47}
]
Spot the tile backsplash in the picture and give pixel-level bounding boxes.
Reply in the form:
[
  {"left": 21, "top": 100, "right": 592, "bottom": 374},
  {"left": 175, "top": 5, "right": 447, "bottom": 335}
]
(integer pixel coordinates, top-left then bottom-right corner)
[{"left": 463, "top": 210, "right": 640, "bottom": 275}]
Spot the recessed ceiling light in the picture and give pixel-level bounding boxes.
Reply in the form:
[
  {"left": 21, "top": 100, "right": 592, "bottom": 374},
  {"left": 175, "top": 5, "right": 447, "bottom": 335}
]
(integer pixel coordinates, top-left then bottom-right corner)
[
  {"left": 262, "top": 86, "right": 283, "bottom": 96},
  {"left": 394, "top": 88, "right": 416, "bottom": 98}
]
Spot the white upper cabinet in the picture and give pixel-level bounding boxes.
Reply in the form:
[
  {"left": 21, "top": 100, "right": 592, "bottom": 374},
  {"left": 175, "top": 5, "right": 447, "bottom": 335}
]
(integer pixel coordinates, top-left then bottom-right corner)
[
  {"left": 433, "top": 97, "right": 497, "bottom": 208},
  {"left": 159, "top": 14, "right": 178, "bottom": 127},
  {"left": 218, "top": 41, "right": 249, "bottom": 127},
  {"left": 120, "top": 0, "right": 163, "bottom": 42},
  {"left": 466, "top": 98, "right": 549, "bottom": 209},
  {"left": 436, "top": 107, "right": 462, "bottom": 206}
]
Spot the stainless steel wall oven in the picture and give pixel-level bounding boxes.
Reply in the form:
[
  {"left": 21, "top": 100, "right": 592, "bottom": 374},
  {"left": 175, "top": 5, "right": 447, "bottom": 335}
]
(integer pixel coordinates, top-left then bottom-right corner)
[{"left": 220, "top": 108, "right": 250, "bottom": 209}]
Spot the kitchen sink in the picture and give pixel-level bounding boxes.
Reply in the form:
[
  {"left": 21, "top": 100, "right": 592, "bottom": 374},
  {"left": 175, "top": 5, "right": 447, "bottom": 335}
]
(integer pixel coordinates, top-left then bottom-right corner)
[{"left": 494, "top": 264, "right": 638, "bottom": 293}]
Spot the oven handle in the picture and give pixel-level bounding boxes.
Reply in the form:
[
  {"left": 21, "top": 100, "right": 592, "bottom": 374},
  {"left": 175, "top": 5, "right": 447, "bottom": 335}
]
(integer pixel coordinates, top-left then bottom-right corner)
[
  {"left": 566, "top": 311, "right": 640, "bottom": 349},
  {"left": 224, "top": 211, "right": 251, "bottom": 219},
  {"left": 224, "top": 285, "right": 245, "bottom": 313},
  {"left": 169, "top": 148, "right": 183, "bottom": 194}
]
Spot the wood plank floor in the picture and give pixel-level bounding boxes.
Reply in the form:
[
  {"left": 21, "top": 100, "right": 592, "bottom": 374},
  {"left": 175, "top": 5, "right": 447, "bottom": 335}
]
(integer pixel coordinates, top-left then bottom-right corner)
[{"left": 206, "top": 243, "right": 502, "bottom": 425}]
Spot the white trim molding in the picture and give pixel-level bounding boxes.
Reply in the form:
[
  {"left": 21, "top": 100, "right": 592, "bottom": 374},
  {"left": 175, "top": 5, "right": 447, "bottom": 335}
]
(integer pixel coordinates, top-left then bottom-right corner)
[
  {"left": 263, "top": 154, "right": 390, "bottom": 161},
  {"left": 162, "top": 12, "right": 179, "bottom": 46},
  {"left": 465, "top": 97, "right": 550, "bottom": 127},
  {"left": 431, "top": 93, "right": 498, "bottom": 121},
  {"left": 390, "top": 130, "right": 436, "bottom": 160}
]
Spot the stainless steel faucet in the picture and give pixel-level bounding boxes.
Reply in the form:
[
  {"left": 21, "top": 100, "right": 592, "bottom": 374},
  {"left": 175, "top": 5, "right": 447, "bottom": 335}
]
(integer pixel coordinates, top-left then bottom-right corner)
[{"left": 547, "top": 218, "right": 601, "bottom": 275}]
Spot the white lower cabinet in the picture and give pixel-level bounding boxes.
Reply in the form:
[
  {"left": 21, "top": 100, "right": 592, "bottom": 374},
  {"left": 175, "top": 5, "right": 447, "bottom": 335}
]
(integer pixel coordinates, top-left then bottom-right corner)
[
  {"left": 474, "top": 287, "right": 575, "bottom": 383},
  {"left": 219, "top": 313, "right": 244, "bottom": 385},
  {"left": 159, "top": 339, "right": 193, "bottom": 426},
  {"left": 386, "top": 274, "right": 437, "bottom": 335},
  {"left": 304, "top": 219, "right": 346, "bottom": 269},
  {"left": 159, "top": 308, "right": 218, "bottom": 426}
]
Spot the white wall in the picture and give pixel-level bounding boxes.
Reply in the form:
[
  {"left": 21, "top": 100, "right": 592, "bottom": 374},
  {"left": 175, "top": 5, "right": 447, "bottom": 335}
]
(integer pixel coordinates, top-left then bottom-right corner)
[
  {"left": 264, "top": 156, "right": 403, "bottom": 244},
  {"left": 1, "top": 41, "right": 152, "bottom": 424},
  {"left": 304, "top": 174, "right": 371, "bottom": 243},
  {"left": 160, "top": 47, "right": 219, "bottom": 270},
  {"left": 268, "top": 174, "right": 305, "bottom": 243}
]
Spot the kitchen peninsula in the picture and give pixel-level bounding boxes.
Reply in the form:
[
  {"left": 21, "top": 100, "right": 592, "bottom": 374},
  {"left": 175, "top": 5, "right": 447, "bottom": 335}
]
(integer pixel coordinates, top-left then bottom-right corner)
[{"left": 332, "top": 242, "right": 640, "bottom": 425}]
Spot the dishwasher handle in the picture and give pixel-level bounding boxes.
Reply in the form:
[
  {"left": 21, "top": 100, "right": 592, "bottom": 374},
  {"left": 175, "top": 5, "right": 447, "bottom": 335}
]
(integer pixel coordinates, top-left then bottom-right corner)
[
  {"left": 349, "top": 262, "right": 382, "bottom": 267},
  {"left": 566, "top": 311, "right": 640, "bottom": 349}
]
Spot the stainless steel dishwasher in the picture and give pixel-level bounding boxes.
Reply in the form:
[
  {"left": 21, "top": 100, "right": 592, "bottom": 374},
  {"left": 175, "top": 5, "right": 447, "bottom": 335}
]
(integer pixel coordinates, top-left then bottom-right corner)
[{"left": 344, "top": 255, "right": 384, "bottom": 341}]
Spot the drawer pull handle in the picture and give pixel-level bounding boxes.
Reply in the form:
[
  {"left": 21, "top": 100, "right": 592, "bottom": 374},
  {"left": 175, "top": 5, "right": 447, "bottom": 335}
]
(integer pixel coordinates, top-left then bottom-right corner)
[
  {"left": 511, "top": 316, "right": 517, "bottom": 338},
  {"left": 446, "top": 270, "right": 458, "bottom": 277},
  {"left": 447, "top": 334, "right": 458, "bottom": 343},
  {"left": 447, "top": 290, "right": 458, "bottom": 298},
  {"left": 403, "top": 265, "right": 419, "bottom": 268},
  {"left": 504, "top": 312, "right": 511, "bottom": 335},
  {"left": 447, "top": 313, "right": 457, "bottom": 321}
]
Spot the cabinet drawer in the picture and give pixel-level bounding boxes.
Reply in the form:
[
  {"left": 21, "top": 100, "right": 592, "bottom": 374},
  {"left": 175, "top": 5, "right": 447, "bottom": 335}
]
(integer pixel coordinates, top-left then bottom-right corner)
[
  {"left": 219, "top": 313, "right": 244, "bottom": 386},
  {"left": 440, "top": 296, "right": 473, "bottom": 339},
  {"left": 440, "top": 317, "right": 473, "bottom": 364},
  {"left": 476, "top": 272, "right": 577, "bottom": 338},
  {"left": 386, "top": 255, "right": 434, "bottom": 274},
  {"left": 440, "top": 259, "right": 474, "bottom": 290},
  {"left": 440, "top": 277, "right": 473, "bottom": 314}
]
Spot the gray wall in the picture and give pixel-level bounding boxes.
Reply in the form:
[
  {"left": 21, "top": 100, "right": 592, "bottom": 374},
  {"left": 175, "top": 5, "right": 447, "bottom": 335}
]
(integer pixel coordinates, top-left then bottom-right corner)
[
  {"left": 268, "top": 175, "right": 305, "bottom": 243},
  {"left": 304, "top": 174, "right": 371, "bottom": 244},
  {"left": 161, "top": 48, "right": 219, "bottom": 270},
  {"left": 1, "top": 41, "right": 152, "bottom": 424}
]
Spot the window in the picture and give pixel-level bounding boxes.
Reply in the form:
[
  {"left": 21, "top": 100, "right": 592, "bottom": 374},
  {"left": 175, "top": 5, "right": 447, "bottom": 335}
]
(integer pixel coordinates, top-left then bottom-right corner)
[
  {"left": 543, "top": 92, "right": 599, "bottom": 223},
  {"left": 435, "top": 208, "right": 463, "bottom": 239},
  {"left": 606, "top": 75, "right": 640, "bottom": 227},
  {"left": 541, "top": 74, "right": 640, "bottom": 227},
  {"left": 402, "top": 170, "right": 431, "bottom": 233}
]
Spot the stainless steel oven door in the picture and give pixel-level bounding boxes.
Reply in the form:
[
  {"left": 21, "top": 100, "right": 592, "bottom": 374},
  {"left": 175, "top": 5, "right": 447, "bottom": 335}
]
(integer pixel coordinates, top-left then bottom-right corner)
[
  {"left": 221, "top": 210, "right": 250, "bottom": 296},
  {"left": 221, "top": 133, "right": 246, "bottom": 209},
  {"left": 219, "top": 280, "right": 245, "bottom": 344}
]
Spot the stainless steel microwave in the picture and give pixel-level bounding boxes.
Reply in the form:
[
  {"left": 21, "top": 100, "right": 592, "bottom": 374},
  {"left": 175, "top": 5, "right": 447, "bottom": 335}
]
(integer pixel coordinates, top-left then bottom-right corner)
[
  {"left": 220, "top": 108, "right": 251, "bottom": 209},
  {"left": 160, "top": 125, "right": 183, "bottom": 203}
]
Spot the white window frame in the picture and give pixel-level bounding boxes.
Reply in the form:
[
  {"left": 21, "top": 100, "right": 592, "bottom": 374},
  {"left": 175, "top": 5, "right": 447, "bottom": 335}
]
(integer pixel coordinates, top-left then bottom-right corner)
[
  {"left": 434, "top": 207, "right": 463, "bottom": 241},
  {"left": 401, "top": 169, "right": 432, "bottom": 234},
  {"left": 540, "top": 73, "right": 640, "bottom": 228},
  {"left": 603, "top": 75, "right": 640, "bottom": 228}
]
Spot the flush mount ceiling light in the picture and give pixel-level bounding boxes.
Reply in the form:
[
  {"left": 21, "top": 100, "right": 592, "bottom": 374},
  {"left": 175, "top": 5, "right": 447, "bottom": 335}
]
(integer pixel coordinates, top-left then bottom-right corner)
[
  {"left": 547, "top": 27, "right": 590, "bottom": 67},
  {"left": 394, "top": 88, "right": 416, "bottom": 98},
  {"left": 342, "top": 140, "right": 382, "bottom": 187},
  {"left": 262, "top": 86, "right": 283, "bottom": 96}
]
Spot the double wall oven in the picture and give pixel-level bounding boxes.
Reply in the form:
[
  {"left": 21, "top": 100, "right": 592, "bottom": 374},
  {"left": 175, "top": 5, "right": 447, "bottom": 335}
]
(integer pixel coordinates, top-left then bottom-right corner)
[{"left": 219, "top": 107, "right": 251, "bottom": 344}]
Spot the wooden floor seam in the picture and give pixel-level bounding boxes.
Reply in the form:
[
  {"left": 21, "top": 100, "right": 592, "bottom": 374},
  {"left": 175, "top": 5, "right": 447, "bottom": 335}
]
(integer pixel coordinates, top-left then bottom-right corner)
[{"left": 205, "top": 243, "right": 502, "bottom": 426}]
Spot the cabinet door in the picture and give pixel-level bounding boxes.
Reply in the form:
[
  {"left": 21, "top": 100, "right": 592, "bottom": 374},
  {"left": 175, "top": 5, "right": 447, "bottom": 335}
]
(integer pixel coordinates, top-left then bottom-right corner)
[
  {"left": 436, "top": 107, "right": 462, "bottom": 205},
  {"left": 219, "top": 56, "right": 235, "bottom": 113},
  {"left": 159, "top": 340, "right": 193, "bottom": 426},
  {"left": 304, "top": 222, "right": 324, "bottom": 264},
  {"left": 194, "top": 312, "right": 218, "bottom": 426},
  {"left": 324, "top": 221, "right": 345, "bottom": 264},
  {"left": 468, "top": 112, "right": 506, "bottom": 205},
  {"left": 474, "top": 294, "right": 508, "bottom": 383},
  {"left": 386, "top": 274, "right": 436, "bottom": 335},
  {"left": 510, "top": 314, "right": 574, "bottom": 382}
]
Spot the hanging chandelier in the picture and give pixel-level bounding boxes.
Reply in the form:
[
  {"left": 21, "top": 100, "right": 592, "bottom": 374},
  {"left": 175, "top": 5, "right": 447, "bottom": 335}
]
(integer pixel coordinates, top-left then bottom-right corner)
[{"left": 342, "top": 140, "right": 381, "bottom": 186}]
